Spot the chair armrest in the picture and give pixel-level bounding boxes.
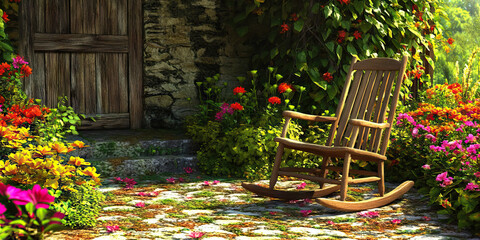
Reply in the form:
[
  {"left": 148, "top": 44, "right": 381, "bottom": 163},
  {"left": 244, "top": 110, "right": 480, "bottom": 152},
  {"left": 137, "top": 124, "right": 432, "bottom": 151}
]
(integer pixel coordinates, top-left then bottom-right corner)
[
  {"left": 283, "top": 111, "right": 337, "bottom": 123},
  {"left": 349, "top": 119, "right": 390, "bottom": 129}
]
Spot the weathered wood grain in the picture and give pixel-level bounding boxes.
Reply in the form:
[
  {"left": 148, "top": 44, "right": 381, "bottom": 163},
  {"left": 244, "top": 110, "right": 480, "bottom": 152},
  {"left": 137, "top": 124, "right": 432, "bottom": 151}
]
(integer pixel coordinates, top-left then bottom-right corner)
[
  {"left": 78, "top": 113, "right": 130, "bottom": 130},
  {"left": 34, "top": 34, "right": 128, "bottom": 52},
  {"left": 128, "top": 0, "right": 144, "bottom": 128}
]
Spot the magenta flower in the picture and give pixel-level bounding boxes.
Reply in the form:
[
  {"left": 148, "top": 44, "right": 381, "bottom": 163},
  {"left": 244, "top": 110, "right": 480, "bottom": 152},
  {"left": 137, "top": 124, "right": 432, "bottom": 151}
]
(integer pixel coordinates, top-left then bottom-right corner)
[
  {"left": 422, "top": 164, "right": 430, "bottom": 170},
  {"left": 326, "top": 220, "right": 335, "bottom": 225},
  {"left": 269, "top": 211, "right": 277, "bottom": 215},
  {"left": 106, "top": 225, "right": 120, "bottom": 233},
  {"left": 184, "top": 167, "right": 194, "bottom": 174},
  {"left": 5, "top": 186, "right": 30, "bottom": 206},
  {"left": 475, "top": 172, "right": 480, "bottom": 178},
  {"left": 137, "top": 192, "right": 147, "bottom": 196},
  {"left": 188, "top": 231, "right": 205, "bottom": 239},
  {"left": 203, "top": 181, "right": 211, "bottom": 186},
  {"left": 296, "top": 182, "right": 307, "bottom": 189},
  {"left": 49, "top": 212, "right": 66, "bottom": 225},
  {"left": 0, "top": 203, "right": 6, "bottom": 216},
  {"left": 464, "top": 183, "right": 480, "bottom": 191},
  {"left": 135, "top": 202, "right": 145, "bottom": 208},
  {"left": 300, "top": 210, "right": 312, "bottom": 217},
  {"left": 465, "top": 134, "right": 476, "bottom": 143},
  {"left": 166, "top": 177, "right": 176, "bottom": 184},
  {"left": 358, "top": 211, "right": 379, "bottom": 218},
  {"left": 26, "top": 185, "right": 55, "bottom": 209},
  {"left": 212, "top": 180, "right": 220, "bottom": 185},
  {"left": 436, "top": 172, "right": 453, "bottom": 187},
  {"left": 12, "top": 56, "right": 28, "bottom": 69},
  {"left": 423, "top": 216, "right": 431, "bottom": 221},
  {"left": 391, "top": 219, "right": 402, "bottom": 224},
  {"left": 149, "top": 191, "right": 159, "bottom": 196},
  {"left": 425, "top": 134, "right": 437, "bottom": 142}
]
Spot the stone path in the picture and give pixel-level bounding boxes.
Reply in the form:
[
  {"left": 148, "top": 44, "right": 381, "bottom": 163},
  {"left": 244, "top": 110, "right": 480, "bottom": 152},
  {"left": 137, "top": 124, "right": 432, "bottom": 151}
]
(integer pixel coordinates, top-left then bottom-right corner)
[{"left": 50, "top": 175, "right": 480, "bottom": 240}]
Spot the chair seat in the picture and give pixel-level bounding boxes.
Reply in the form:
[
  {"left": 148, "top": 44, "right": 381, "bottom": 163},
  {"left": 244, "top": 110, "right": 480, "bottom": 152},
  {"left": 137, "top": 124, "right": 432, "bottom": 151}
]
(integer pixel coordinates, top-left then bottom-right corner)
[{"left": 275, "top": 137, "right": 387, "bottom": 162}]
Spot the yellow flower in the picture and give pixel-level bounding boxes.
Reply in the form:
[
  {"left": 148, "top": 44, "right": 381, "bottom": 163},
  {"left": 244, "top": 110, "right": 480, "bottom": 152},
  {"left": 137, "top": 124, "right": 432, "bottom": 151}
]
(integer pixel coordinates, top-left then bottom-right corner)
[
  {"left": 36, "top": 145, "right": 53, "bottom": 156},
  {"left": 3, "top": 164, "right": 18, "bottom": 175},
  {"left": 68, "top": 156, "right": 91, "bottom": 166},
  {"left": 45, "top": 176, "right": 60, "bottom": 189},
  {"left": 28, "top": 158, "right": 43, "bottom": 169},
  {"left": 0, "top": 160, "right": 10, "bottom": 170},
  {"left": 49, "top": 142, "right": 68, "bottom": 154},
  {"left": 8, "top": 151, "right": 31, "bottom": 165},
  {"left": 71, "top": 140, "right": 88, "bottom": 148}
]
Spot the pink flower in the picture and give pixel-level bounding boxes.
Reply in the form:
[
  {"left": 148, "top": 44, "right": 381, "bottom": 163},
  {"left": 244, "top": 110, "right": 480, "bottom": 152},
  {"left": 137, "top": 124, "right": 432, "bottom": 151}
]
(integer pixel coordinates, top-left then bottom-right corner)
[
  {"left": 464, "top": 182, "right": 480, "bottom": 191},
  {"left": 475, "top": 172, "right": 480, "bottom": 178},
  {"left": 184, "top": 167, "right": 194, "bottom": 174},
  {"left": 296, "top": 182, "right": 307, "bottom": 189},
  {"left": 188, "top": 231, "right": 205, "bottom": 239},
  {"left": 391, "top": 219, "right": 402, "bottom": 224},
  {"left": 12, "top": 56, "right": 28, "bottom": 69},
  {"left": 137, "top": 192, "right": 147, "bottom": 196},
  {"left": 135, "top": 202, "right": 145, "bottom": 208},
  {"left": 425, "top": 134, "right": 437, "bottom": 142},
  {"left": 178, "top": 177, "right": 186, "bottom": 183},
  {"left": 212, "top": 180, "right": 220, "bottom": 185},
  {"left": 326, "top": 220, "right": 335, "bottom": 225},
  {"left": 149, "top": 191, "right": 159, "bottom": 197},
  {"left": 422, "top": 164, "right": 430, "bottom": 170},
  {"left": 436, "top": 172, "right": 453, "bottom": 187},
  {"left": 269, "top": 211, "right": 277, "bottom": 215},
  {"left": 203, "top": 181, "right": 211, "bottom": 186},
  {"left": 8, "top": 185, "right": 54, "bottom": 209},
  {"left": 300, "top": 210, "right": 312, "bottom": 217},
  {"left": 465, "top": 134, "right": 477, "bottom": 143},
  {"left": 166, "top": 177, "right": 176, "bottom": 184},
  {"left": 106, "top": 225, "right": 120, "bottom": 233},
  {"left": 358, "top": 211, "right": 379, "bottom": 218},
  {"left": 423, "top": 216, "right": 431, "bottom": 221}
]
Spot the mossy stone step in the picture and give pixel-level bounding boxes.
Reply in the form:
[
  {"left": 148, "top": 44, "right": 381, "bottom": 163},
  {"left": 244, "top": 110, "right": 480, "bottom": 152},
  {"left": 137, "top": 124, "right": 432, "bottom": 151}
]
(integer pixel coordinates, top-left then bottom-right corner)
[
  {"left": 66, "top": 129, "right": 197, "bottom": 159},
  {"left": 88, "top": 155, "right": 197, "bottom": 177}
]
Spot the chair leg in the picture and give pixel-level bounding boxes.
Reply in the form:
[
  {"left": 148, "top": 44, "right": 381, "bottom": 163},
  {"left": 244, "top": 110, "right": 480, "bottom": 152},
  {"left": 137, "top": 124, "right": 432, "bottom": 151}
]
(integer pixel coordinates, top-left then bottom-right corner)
[
  {"left": 269, "top": 143, "right": 285, "bottom": 190},
  {"left": 377, "top": 161, "right": 385, "bottom": 196},
  {"left": 319, "top": 157, "right": 331, "bottom": 189},
  {"left": 340, "top": 154, "right": 352, "bottom": 201}
]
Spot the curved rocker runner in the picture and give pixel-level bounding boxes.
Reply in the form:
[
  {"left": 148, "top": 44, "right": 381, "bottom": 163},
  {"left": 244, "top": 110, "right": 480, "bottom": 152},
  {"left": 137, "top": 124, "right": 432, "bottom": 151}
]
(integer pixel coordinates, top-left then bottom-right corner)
[{"left": 241, "top": 56, "right": 414, "bottom": 212}]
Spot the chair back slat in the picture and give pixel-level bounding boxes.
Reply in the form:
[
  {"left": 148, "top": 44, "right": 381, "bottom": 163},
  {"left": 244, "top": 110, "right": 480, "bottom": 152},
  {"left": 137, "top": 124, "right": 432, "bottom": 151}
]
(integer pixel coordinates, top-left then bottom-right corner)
[{"left": 330, "top": 57, "right": 408, "bottom": 155}]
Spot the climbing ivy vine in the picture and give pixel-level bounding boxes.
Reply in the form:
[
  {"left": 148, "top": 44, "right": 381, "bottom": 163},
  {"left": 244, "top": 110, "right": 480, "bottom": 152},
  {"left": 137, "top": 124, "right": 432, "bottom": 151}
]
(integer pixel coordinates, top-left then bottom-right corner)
[{"left": 226, "top": 0, "right": 447, "bottom": 112}]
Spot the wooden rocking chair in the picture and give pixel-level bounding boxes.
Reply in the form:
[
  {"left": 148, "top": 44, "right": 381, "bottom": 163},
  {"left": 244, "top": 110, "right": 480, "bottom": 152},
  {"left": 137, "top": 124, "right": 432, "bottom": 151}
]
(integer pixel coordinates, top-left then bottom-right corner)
[{"left": 242, "top": 56, "right": 414, "bottom": 211}]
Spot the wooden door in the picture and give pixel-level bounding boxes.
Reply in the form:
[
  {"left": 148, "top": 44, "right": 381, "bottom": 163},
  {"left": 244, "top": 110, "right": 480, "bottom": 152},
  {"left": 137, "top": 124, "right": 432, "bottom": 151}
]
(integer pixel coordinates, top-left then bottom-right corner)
[{"left": 19, "top": 0, "right": 143, "bottom": 129}]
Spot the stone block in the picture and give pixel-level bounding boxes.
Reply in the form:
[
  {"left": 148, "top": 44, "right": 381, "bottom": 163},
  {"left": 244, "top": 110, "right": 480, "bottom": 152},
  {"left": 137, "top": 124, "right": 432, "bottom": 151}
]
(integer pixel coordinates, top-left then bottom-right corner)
[{"left": 145, "top": 95, "right": 174, "bottom": 109}]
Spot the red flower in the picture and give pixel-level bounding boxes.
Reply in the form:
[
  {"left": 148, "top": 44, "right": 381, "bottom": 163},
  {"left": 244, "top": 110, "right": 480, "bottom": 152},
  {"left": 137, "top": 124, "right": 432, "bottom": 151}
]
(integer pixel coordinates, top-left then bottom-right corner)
[
  {"left": 268, "top": 96, "right": 281, "bottom": 105},
  {"left": 290, "top": 13, "right": 298, "bottom": 22},
  {"left": 337, "top": 0, "right": 350, "bottom": 4},
  {"left": 323, "top": 72, "right": 333, "bottom": 82},
  {"left": 278, "top": 83, "right": 293, "bottom": 93},
  {"left": 23, "top": 106, "right": 42, "bottom": 118},
  {"left": 20, "top": 64, "right": 32, "bottom": 77},
  {"left": 9, "top": 0, "right": 21, "bottom": 2},
  {"left": 0, "top": 96, "right": 4, "bottom": 104},
  {"left": 447, "top": 38, "right": 454, "bottom": 45},
  {"left": 337, "top": 30, "right": 347, "bottom": 43},
  {"left": 230, "top": 102, "right": 244, "bottom": 111},
  {"left": 233, "top": 86, "right": 246, "bottom": 95},
  {"left": 353, "top": 31, "right": 362, "bottom": 40},
  {"left": 2, "top": 12, "right": 9, "bottom": 23},
  {"left": 280, "top": 22, "right": 289, "bottom": 34},
  {"left": 430, "top": 25, "right": 435, "bottom": 32}
]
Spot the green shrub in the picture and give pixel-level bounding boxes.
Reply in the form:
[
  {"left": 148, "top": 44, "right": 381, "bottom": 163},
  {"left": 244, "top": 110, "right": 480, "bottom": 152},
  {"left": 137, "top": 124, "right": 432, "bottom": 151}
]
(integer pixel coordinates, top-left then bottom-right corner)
[{"left": 54, "top": 184, "right": 106, "bottom": 229}]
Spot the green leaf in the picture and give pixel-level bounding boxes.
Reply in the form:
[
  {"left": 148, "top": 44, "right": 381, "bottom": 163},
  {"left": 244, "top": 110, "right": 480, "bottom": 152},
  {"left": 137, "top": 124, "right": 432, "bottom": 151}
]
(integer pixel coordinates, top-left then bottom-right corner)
[
  {"left": 347, "top": 44, "right": 357, "bottom": 56},
  {"left": 294, "top": 19, "right": 305, "bottom": 32},
  {"left": 270, "top": 48, "right": 279, "bottom": 59},
  {"left": 323, "top": 28, "right": 332, "bottom": 41},
  {"left": 324, "top": 5, "right": 333, "bottom": 17},
  {"left": 327, "top": 84, "right": 338, "bottom": 100},
  {"left": 336, "top": 45, "right": 343, "bottom": 61},
  {"left": 354, "top": 1, "right": 364, "bottom": 13},
  {"left": 9, "top": 219, "right": 27, "bottom": 226},
  {"left": 297, "top": 51, "right": 307, "bottom": 63},
  {"left": 236, "top": 26, "right": 249, "bottom": 37},
  {"left": 326, "top": 42, "right": 335, "bottom": 53},
  {"left": 233, "top": 13, "right": 247, "bottom": 24},
  {"left": 307, "top": 68, "right": 326, "bottom": 90},
  {"left": 312, "top": 3, "right": 320, "bottom": 14},
  {"left": 0, "top": 41, "right": 13, "bottom": 52},
  {"left": 469, "top": 212, "right": 480, "bottom": 221},
  {"left": 36, "top": 208, "right": 48, "bottom": 221}
]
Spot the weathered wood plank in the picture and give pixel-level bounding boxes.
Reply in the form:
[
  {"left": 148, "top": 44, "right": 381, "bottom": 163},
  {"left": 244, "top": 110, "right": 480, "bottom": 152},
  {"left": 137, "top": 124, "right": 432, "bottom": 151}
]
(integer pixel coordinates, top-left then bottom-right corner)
[
  {"left": 35, "top": 0, "right": 45, "bottom": 32},
  {"left": 95, "top": 53, "right": 106, "bottom": 113},
  {"left": 34, "top": 34, "right": 129, "bottom": 52},
  {"left": 128, "top": 0, "right": 144, "bottom": 128},
  {"left": 118, "top": 54, "right": 129, "bottom": 113},
  {"left": 78, "top": 113, "right": 130, "bottom": 130},
  {"left": 19, "top": 0, "right": 35, "bottom": 98},
  {"left": 106, "top": 53, "right": 120, "bottom": 113},
  {"left": 84, "top": 53, "right": 97, "bottom": 114},
  {"left": 45, "top": 0, "right": 69, "bottom": 33}
]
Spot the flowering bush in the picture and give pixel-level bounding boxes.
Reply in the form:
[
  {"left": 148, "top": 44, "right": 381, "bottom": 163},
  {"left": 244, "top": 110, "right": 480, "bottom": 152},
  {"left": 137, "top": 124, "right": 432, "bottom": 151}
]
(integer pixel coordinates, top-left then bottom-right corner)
[
  {"left": 389, "top": 83, "right": 480, "bottom": 231},
  {"left": 0, "top": 183, "right": 65, "bottom": 239},
  {"left": 187, "top": 69, "right": 329, "bottom": 179}
]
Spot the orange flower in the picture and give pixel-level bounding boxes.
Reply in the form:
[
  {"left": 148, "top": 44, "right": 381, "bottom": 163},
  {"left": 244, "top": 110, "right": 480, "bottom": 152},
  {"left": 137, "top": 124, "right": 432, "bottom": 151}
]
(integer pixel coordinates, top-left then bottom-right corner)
[
  {"left": 68, "top": 156, "right": 91, "bottom": 166},
  {"left": 21, "top": 64, "right": 32, "bottom": 77},
  {"left": 2, "top": 12, "right": 9, "bottom": 22},
  {"left": 71, "top": 140, "right": 88, "bottom": 148},
  {"left": 50, "top": 142, "right": 69, "bottom": 154}
]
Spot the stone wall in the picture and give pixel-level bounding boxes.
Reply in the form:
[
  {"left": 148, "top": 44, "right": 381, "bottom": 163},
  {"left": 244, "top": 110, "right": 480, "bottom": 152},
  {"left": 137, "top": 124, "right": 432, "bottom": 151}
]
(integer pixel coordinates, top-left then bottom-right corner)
[{"left": 143, "top": 0, "right": 251, "bottom": 128}]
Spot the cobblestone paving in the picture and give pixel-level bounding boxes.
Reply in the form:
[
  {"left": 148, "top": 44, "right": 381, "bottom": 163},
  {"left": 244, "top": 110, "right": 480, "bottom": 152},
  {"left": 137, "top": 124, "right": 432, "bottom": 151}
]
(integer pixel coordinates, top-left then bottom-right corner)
[{"left": 50, "top": 176, "right": 480, "bottom": 240}]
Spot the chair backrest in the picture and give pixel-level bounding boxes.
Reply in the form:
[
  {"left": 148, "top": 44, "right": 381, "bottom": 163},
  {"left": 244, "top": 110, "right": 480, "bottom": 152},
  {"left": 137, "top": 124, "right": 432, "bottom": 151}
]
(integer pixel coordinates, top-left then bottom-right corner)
[{"left": 326, "top": 56, "right": 408, "bottom": 155}]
